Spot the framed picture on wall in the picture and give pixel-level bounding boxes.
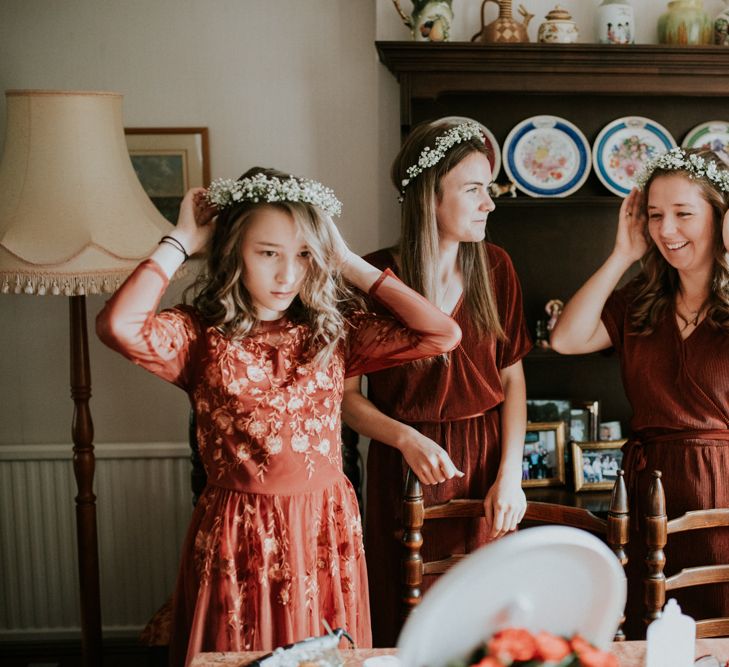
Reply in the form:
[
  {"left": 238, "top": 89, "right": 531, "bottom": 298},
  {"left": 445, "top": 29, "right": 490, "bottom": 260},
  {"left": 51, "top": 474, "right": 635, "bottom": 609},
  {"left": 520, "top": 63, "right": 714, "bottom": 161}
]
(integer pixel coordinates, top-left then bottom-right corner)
[
  {"left": 572, "top": 440, "right": 626, "bottom": 492},
  {"left": 521, "top": 421, "right": 566, "bottom": 488},
  {"left": 125, "top": 127, "right": 210, "bottom": 224}
]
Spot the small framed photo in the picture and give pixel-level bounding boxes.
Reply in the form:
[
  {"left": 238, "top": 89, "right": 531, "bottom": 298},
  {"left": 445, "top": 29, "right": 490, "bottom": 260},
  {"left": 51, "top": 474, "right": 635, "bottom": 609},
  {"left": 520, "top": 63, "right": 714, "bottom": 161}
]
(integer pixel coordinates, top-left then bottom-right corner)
[
  {"left": 522, "top": 421, "right": 566, "bottom": 488},
  {"left": 599, "top": 420, "right": 623, "bottom": 441},
  {"left": 572, "top": 440, "right": 626, "bottom": 492},
  {"left": 570, "top": 400, "right": 600, "bottom": 442},
  {"left": 125, "top": 127, "right": 210, "bottom": 224},
  {"left": 527, "top": 399, "right": 571, "bottom": 426}
]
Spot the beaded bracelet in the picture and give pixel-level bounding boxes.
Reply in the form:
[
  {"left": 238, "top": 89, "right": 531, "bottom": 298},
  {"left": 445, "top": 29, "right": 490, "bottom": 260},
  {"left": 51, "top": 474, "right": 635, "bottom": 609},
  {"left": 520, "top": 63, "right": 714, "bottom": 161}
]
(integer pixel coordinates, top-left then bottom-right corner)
[{"left": 159, "top": 235, "right": 189, "bottom": 261}]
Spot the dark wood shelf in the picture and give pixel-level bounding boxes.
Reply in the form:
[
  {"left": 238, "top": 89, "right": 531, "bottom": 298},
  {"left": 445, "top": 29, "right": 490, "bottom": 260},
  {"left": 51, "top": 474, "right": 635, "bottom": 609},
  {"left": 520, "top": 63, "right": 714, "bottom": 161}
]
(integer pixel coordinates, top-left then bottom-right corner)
[{"left": 493, "top": 196, "right": 621, "bottom": 207}]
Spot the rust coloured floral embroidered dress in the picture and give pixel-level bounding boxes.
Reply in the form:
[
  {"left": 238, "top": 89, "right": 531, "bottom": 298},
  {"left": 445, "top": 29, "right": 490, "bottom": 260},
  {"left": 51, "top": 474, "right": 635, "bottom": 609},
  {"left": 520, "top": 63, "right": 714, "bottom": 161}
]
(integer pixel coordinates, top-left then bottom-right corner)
[{"left": 96, "top": 259, "right": 460, "bottom": 665}]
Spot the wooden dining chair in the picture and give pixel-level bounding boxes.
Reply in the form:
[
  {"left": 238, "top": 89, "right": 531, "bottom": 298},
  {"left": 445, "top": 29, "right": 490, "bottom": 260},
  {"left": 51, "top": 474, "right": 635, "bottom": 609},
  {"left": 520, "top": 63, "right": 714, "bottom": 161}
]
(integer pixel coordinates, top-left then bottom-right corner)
[
  {"left": 644, "top": 470, "right": 729, "bottom": 638},
  {"left": 401, "top": 468, "right": 630, "bottom": 639}
]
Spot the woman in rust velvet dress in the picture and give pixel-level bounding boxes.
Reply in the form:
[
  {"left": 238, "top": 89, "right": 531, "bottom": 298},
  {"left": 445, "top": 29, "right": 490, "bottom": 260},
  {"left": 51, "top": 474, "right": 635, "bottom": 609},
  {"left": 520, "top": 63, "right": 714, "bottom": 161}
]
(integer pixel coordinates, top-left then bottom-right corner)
[
  {"left": 552, "top": 148, "right": 729, "bottom": 638},
  {"left": 342, "top": 119, "right": 532, "bottom": 647},
  {"left": 96, "top": 168, "right": 461, "bottom": 665}
]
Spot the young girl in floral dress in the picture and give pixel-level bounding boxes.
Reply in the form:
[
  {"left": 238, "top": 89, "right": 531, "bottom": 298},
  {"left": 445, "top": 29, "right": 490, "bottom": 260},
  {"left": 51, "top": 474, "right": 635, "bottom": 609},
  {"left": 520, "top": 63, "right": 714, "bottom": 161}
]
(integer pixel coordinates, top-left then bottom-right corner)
[
  {"left": 342, "top": 119, "right": 532, "bottom": 646},
  {"left": 96, "top": 167, "right": 461, "bottom": 664},
  {"left": 551, "top": 148, "right": 729, "bottom": 637}
]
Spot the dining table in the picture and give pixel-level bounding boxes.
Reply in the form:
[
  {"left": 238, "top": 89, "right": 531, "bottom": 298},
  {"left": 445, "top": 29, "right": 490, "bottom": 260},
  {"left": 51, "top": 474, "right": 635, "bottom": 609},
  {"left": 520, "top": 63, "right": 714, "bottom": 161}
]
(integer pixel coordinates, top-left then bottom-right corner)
[{"left": 191, "top": 639, "right": 729, "bottom": 667}]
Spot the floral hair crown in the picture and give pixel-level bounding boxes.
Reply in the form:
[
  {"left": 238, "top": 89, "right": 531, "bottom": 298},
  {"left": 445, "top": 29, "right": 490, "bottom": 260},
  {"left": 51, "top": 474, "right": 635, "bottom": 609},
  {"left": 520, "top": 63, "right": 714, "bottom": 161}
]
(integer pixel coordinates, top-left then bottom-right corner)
[
  {"left": 399, "top": 120, "right": 485, "bottom": 197},
  {"left": 206, "top": 173, "right": 343, "bottom": 217},
  {"left": 635, "top": 146, "right": 729, "bottom": 193}
]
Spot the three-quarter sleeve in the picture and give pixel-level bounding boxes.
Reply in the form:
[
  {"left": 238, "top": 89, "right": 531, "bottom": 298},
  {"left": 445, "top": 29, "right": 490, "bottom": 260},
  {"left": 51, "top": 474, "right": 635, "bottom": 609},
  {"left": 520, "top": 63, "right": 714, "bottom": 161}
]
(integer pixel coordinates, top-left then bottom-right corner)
[
  {"left": 345, "top": 268, "right": 461, "bottom": 378},
  {"left": 491, "top": 246, "right": 532, "bottom": 369},
  {"left": 96, "top": 259, "right": 200, "bottom": 391}
]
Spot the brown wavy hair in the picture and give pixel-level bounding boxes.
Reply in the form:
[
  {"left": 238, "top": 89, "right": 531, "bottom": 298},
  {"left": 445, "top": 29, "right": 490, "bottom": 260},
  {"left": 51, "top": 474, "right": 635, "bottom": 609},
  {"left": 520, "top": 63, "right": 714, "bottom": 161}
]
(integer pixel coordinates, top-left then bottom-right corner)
[
  {"left": 392, "top": 118, "right": 505, "bottom": 340},
  {"left": 188, "top": 167, "right": 357, "bottom": 366},
  {"left": 630, "top": 148, "right": 729, "bottom": 334}
]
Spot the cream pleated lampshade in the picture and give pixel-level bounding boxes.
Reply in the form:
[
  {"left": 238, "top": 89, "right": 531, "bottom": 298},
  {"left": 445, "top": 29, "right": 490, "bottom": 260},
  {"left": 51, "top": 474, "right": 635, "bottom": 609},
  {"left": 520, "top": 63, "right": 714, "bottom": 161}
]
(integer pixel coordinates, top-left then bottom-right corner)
[{"left": 0, "top": 90, "right": 174, "bottom": 296}]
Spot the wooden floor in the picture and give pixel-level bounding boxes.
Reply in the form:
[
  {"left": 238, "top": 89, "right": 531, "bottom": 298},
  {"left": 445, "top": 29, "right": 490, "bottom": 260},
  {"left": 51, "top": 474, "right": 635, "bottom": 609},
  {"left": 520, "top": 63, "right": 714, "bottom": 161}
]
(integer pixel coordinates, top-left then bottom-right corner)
[{"left": 0, "top": 639, "right": 165, "bottom": 667}]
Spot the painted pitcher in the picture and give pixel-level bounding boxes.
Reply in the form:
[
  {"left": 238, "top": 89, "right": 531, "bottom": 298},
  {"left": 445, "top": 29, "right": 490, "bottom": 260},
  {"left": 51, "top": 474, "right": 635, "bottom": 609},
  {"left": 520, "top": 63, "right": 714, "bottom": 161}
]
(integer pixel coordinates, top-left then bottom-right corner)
[
  {"left": 391, "top": 0, "right": 453, "bottom": 41},
  {"left": 471, "top": 0, "right": 534, "bottom": 43}
]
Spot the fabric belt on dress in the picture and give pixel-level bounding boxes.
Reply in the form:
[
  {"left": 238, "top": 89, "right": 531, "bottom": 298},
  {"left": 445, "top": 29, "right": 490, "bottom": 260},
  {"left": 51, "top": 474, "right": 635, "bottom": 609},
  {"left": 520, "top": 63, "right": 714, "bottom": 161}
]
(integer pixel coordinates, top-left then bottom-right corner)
[{"left": 622, "top": 428, "right": 729, "bottom": 528}]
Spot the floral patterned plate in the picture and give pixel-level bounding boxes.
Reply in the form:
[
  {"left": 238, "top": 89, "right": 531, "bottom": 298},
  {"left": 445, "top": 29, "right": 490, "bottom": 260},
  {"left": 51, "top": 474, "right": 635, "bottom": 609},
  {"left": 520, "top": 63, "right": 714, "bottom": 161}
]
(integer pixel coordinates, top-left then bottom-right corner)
[
  {"left": 396, "top": 526, "right": 626, "bottom": 667},
  {"left": 593, "top": 116, "right": 676, "bottom": 197},
  {"left": 682, "top": 120, "right": 729, "bottom": 165},
  {"left": 436, "top": 116, "right": 501, "bottom": 181},
  {"left": 502, "top": 115, "right": 591, "bottom": 197}
]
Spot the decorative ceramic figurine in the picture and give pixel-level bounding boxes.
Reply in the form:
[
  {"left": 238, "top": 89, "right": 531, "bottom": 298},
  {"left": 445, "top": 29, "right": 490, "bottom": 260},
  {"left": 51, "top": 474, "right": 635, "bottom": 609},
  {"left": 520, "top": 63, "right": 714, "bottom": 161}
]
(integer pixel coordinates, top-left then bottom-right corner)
[
  {"left": 658, "top": 0, "right": 712, "bottom": 45},
  {"left": 537, "top": 5, "right": 579, "bottom": 43},
  {"left": 471, "top": 0, "right": 534, "bottom": 43},
  {"left": 596, "top": 0, "right": 635, "bottom": 44},
  {"left": 715, "top": 0, "right": 729, "bottom": 45},
  {"left": 391, "top": 0, "right": 453, "bottom": 41}
]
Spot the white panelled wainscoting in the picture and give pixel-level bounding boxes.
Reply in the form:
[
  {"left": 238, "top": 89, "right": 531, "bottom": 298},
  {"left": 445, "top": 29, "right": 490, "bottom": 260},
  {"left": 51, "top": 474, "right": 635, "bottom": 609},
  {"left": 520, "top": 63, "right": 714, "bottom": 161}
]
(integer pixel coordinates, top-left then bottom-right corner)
[{"left": 0, "top": 442, "right": 193, "bottom": 640}]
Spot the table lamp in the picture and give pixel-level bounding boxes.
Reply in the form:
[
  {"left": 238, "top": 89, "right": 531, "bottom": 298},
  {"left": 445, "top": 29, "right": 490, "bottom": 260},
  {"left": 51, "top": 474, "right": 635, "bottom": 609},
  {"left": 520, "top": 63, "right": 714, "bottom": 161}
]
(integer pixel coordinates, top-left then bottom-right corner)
[{"left": 0, "top": 90, "right": 175, "bottom": 666}]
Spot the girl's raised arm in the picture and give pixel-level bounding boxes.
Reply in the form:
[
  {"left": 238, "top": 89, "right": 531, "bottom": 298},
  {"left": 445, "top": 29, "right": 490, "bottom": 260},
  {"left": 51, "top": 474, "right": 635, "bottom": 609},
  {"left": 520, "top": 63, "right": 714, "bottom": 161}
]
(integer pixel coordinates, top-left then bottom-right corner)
[{"left": 550, "top": 189, "right": 646, "bottom": 354}]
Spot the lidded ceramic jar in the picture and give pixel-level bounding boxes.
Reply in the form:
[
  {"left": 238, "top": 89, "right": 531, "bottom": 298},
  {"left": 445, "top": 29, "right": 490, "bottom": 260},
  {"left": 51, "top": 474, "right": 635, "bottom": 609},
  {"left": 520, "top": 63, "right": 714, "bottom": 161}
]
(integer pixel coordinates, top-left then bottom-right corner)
[
  {"left": 596, "top": 0, "right": 634, "bottom": 44},
  {"left": 537, "top": 5, "right": 579, "bottom": 43},
  {"left": 658, "top": 0, "right": 712, "bottom": 45},
  {"left": 715, "top": 0, "right": 729, "bottom": 45}
]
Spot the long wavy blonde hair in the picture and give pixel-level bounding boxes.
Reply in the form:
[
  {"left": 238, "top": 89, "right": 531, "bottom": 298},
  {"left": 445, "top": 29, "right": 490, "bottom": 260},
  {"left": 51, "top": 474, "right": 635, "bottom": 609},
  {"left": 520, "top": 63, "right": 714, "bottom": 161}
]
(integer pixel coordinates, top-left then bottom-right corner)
[
  {"left": 189, "top": 167, "right": 356, "bottom": 366},
  {"left": 630, "top": 148, "right": 729, "bottom": 334},
  {"left": 392, "top": 118, "right": 505, "bottom": 340}
]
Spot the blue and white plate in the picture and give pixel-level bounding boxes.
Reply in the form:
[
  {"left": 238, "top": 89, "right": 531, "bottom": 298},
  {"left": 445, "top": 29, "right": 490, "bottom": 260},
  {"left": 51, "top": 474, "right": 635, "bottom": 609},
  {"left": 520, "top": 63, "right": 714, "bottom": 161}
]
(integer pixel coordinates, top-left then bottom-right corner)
[
  {"left": 593, "top": 117, "right": 676, "bottom": 197},
  {"left": 682, "top": 120, "right": 729, "bottom": 165},
  {"left": 502, "top": 115, "right": 591, "bottom": 198},
  {"left": 435, "top": 116, "right": 501, "bottom": 181}
]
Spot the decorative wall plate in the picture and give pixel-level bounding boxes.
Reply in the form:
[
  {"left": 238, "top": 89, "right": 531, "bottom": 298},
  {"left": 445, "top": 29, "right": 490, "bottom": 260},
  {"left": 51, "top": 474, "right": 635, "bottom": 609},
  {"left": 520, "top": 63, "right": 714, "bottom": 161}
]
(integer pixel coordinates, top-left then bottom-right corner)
[
  {"left": 397, "top": 526, "right": 626, "bottom": 667},
  {"left": 682, "top": 120, "right": 729, "bottom": 165},
  {"left": 502, "top": 115, "right": 591, "bottom": 197},
  {"left": 435, "top": 116, "right": 501, "bottom": 180},
  {"left": 593, "top": 116, "right": 676, "bottom": 197}
]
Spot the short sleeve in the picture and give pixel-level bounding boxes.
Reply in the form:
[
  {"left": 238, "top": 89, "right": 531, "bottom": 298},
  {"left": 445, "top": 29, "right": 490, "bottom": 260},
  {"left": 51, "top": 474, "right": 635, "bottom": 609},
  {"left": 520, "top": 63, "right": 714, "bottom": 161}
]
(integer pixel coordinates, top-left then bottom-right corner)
[
  {"left": 601, "top": 285, "right": 632, "bottom": 356},
  {"left": 490, "top": 245, "right": 533, "bottom": 369}
]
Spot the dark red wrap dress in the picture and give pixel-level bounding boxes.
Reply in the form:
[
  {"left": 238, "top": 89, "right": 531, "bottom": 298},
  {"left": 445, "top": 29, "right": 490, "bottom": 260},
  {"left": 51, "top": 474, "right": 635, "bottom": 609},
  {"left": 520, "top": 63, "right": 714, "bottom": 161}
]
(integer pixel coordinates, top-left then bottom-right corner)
[
  {"left": 362, "top": 244, "right": 532, "bottom": 647},
  {"left": 602, "top": 284, "right": 729, "bottom": 638}
]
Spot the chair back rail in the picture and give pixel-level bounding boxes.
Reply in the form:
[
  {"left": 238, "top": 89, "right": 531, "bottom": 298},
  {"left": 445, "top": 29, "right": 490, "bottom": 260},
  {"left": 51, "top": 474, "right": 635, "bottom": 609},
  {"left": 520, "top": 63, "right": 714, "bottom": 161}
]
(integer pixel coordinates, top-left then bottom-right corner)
[
  {"left": 401, "top": 468, "right": 629, "bottom": 640},
  {"left": 644, "top": 470, "right": 729, "bottom": 638}
]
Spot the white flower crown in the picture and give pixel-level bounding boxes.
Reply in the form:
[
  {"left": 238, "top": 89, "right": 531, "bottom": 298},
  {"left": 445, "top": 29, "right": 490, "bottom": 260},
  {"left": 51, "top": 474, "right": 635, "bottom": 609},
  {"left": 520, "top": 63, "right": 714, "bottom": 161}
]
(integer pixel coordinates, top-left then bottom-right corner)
[
  {"left": 400, "top": 120, "right": 485, "bottom": 196},
  {"left": 206, "top": 173, "right": 343, "bottom": 217},
  {"left": 635, "top": 147, "right": 729, "bottom": 193}
]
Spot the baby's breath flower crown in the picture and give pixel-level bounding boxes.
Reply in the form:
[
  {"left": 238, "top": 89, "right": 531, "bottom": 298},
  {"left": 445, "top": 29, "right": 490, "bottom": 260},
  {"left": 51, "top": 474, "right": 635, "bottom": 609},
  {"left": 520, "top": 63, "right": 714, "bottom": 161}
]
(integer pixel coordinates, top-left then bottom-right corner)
[
  {"left": 206, "top": 173, "right": 342, "bottom": 217},
  {"left": 635, "top": 146, "right": 729, "bottom": 193},
  {"left": 400, "top": 120, "right": 485, "bottom": 197}
]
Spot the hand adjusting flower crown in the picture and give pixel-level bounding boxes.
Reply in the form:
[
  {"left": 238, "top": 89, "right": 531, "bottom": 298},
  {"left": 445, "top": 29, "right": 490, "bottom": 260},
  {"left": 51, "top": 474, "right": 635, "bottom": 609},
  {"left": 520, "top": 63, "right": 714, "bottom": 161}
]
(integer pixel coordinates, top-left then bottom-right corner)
[
  {"left": 400, "top": 120, "right": 485, "bottom": 196},
  {"left": 635, "top": 146, "right": 729, "bottom": 193},
  {"left": 206, "top": 173, "right": 343, "bottom": 217}
]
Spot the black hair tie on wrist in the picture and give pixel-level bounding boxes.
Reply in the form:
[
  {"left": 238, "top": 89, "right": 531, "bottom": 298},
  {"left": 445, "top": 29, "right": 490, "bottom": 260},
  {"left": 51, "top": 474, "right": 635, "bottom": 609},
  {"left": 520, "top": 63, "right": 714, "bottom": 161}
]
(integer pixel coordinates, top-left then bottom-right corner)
[{"left": 159, "top": 235, "right": 189, "bottom": 261}]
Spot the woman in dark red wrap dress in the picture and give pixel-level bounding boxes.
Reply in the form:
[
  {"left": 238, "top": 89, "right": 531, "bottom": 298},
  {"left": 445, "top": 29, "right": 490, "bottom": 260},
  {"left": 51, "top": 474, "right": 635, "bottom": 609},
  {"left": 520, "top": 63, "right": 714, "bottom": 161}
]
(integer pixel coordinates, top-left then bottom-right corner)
[
  {"left": 342, "top": 119, "right": 532, "bottom": 647},
  {"left": 552, "top": 147, "right": 729, "bottom": 638}
]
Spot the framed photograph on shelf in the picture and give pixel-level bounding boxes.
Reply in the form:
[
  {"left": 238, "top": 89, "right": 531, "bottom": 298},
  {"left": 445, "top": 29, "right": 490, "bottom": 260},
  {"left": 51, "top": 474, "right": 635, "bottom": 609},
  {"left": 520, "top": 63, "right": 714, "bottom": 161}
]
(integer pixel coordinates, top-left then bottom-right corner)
[
  {"left": 572, "top": 440, "right": 626, "bottom": 492},
  {"left": 125, "top": 127, "right": 210, "bottom": 224},
  {"left": 522, "top": 421, "right": 566, "bottom": 488},
  {"left": 570, "top": 400, "right": 600, "bottom": 442},
  {"left": 527, "top": 399, "right": 571, "bottom": 426}
]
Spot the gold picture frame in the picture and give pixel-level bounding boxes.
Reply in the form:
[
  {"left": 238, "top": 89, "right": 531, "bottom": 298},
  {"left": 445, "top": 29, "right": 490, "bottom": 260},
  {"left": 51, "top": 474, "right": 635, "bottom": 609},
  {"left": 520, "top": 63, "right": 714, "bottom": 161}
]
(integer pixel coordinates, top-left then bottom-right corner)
[
  {"left": 572, "top": 440, "right": 626, "bottom": 492},
  {"left": 521, "top": 421, "right": 566, "bottom": 488},
  {"left": 125, "top": 127, "right": 210, "bottom": 224}
]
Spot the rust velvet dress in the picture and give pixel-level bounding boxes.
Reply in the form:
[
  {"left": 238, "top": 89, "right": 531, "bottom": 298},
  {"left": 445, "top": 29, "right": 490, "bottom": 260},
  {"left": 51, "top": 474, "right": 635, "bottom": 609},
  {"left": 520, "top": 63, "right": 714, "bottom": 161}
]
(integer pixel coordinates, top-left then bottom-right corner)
[
  {"left": 602, "top": 284, "right": 729, "bottom": 638},
  {"left": 96, "top": 259, "right": 461, "bottom": 665},
  {"left": 363, "top": 245, "right": 532, "bottom": 647}
]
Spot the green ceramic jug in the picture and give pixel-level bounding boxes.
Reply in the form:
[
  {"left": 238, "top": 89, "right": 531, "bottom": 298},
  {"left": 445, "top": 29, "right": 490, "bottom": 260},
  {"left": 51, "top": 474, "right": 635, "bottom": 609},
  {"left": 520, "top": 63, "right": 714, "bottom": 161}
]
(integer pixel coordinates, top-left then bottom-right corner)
[{"left": 658, "top": 0, "right": 712, "bottom": 45}]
